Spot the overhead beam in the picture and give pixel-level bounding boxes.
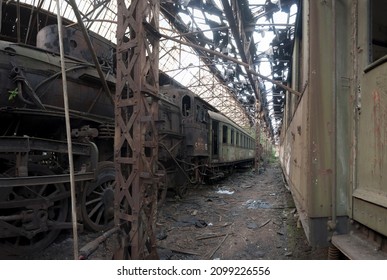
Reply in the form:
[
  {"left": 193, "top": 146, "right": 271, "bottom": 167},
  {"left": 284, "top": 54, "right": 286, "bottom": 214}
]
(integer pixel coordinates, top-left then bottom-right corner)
[
  {"left": 160, "top": 4, "right": 225, "bottom": 84},
  {"left": 160, "top": 33, "right": 301, "bottom": 97},
  {"left": 221, "top": 0, "right": 260, "bottom": 101}
]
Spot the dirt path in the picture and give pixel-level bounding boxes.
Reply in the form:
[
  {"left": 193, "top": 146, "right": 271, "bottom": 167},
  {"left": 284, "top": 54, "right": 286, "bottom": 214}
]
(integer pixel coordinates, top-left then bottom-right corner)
[{"left": 156, "top": 163, "right": 328, "bottom": 260}]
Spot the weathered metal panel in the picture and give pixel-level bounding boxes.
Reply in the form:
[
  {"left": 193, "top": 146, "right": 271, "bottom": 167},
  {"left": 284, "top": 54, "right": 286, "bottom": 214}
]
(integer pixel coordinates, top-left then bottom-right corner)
[
  {"left": 353, "top": 198, "right": 387, "bottom": 237},
  {"left": 352, "top": 0, "right": 387, "bottom": 237},
  {"left": 280, "top": 90, "right": 310, "bottom": 230},
  {"left": 334, "top": 0, "right": 353, "bottom": 216},
  {"left": 281, "top": 0, "right": 354, "bottom": 246},
  {"left": 355, "top": 61, "right": 387, "bottom": 233},
  {"left": 0, "top": 40, "right": 114, "bottom": 118},
  {"left": 36, "top": 25, "right": 113, "bottom": 66},
  {"left": 281, "top": 0, "right": 387, "bottom": 250},
  {"left": 281, "top": 0, "right": 334, "bottom": 220},
  {"left": 307, "top": 0, "right": 334, "bottom": 217},
  {"left": 279, "top": 0, "right": 311, "bottom": 236},
  {"left": 357, "top": 65, "right": 387, "bottom": 190}
]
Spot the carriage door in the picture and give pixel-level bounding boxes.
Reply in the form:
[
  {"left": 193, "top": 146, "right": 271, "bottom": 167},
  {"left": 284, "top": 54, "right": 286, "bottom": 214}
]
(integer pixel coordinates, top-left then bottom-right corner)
[{"left": 353, "top": 0, "right": 387, "bottom": 236}]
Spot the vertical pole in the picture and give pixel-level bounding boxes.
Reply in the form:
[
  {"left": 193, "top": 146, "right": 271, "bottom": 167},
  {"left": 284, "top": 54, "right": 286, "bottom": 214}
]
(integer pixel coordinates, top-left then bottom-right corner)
[
  {"left": 55, "top": 0, "right": 78, "bottom": 260},
  {"left": 0, "top": 0, "right": 3, "bottom": 33},
  {"left": 329, "top": 0, "right": 337, "bottom": 231},
  {"left": 114, "top": 0, "right": 160, "bottom": 259},
  {"left": 255, "top": 105, "right": 261, "bottom": 171}
]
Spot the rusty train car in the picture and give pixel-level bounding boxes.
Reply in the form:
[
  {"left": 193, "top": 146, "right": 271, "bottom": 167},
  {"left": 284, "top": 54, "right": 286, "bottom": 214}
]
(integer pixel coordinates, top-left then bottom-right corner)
[
  {"left": 279, "top": 0, "right": 387, "bottom": 259},
  {"left": 0, "top": 2, "right": 254, "bottom": 256}
]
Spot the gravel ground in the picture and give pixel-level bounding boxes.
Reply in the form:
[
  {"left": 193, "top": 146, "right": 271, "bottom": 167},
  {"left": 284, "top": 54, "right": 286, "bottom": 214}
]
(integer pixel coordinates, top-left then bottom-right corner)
[{"left": 5, "top": 162, "right": 328, "bottom": 260}]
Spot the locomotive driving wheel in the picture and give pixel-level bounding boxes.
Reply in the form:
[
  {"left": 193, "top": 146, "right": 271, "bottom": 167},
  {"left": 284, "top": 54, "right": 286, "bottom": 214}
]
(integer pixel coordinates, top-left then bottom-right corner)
[
  {"left": 81, "top": 161, "right": 115, "bottom": 232},
  {"left": 0, "top": 164, "right": 69, "bottom": 256}
]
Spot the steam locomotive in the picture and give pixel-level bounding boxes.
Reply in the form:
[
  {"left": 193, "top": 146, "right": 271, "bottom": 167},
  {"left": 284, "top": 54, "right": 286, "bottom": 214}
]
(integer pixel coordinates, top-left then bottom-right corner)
[{"left": 0, "top": 3, "right": 255, "bottom": 256}]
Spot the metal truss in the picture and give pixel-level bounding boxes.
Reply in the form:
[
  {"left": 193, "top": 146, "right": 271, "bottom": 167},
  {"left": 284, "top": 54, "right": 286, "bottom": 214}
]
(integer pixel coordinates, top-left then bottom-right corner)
[{"left": 114, "top": 0, "right": 159, "bottom": 260}]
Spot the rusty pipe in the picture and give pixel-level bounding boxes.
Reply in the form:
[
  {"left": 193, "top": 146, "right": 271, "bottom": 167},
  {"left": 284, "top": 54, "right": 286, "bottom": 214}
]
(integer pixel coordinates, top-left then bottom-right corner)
[
  {"left": 79, "top": 227, "right": 120, "bottom": 260},
  {"left": 15, "top": 81, "right": 34, "bottom": 106}
]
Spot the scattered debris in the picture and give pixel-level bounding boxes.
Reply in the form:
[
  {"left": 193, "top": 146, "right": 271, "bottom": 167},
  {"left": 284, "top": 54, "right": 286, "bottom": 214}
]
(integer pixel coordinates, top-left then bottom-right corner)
[
  {"left": 243, "top": 199, "right": 271, "bottom": 209},
  {"left": 246, "top": 222, "right": 258, "bottom": 229},
  {"left": 206, "top": 233, "right": 230, "bottom": 259},
  {"left": 157, "top": 229, "right": 168, "bottom": 241},
  {"left": 195, "top": 220, "right": 207, "bottom": 228},
  {"left": 216, "top": 188, "right": 234, "bottom": 195},
  {"left": 285, "top": 251, "right": 293, "bottom": 257},
  {"left": 259, "top": 219, "right": 272, "bottom": 228}
]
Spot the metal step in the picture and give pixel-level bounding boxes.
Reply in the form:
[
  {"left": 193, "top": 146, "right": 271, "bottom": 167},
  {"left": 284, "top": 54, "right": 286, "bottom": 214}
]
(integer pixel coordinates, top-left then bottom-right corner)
[{"left": 332, "top": 234, "right": 387, "bottom": 260}]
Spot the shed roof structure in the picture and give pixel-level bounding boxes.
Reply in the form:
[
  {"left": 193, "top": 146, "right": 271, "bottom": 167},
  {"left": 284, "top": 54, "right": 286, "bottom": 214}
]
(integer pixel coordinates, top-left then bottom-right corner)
[{"left": 5, "top": 0, "right": 297, "bottom": 139}]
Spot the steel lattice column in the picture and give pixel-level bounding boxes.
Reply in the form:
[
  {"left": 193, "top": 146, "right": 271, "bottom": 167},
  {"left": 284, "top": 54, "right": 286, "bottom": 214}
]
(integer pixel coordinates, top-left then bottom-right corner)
[{"left": 114, "top": 0, "right": 160, "bottom": 260}]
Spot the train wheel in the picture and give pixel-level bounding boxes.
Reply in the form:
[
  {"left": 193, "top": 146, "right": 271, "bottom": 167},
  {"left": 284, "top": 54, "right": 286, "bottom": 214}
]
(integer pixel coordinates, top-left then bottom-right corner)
[
  {"left": 176, "top": 183, "right": 189, "bottom": 198},
  {"left": 81, "top": 161, "right": 115, "bottom": 232},
  {"left": 0, "top": 164, "right": 69, "bottom": 256}
]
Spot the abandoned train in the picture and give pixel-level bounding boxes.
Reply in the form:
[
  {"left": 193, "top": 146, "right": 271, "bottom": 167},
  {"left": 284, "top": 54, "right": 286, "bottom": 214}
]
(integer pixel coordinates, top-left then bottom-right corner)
[
  {"left": 280, "top": 0, "right": 387, "bottom": 259},
  {"left": 0, "top": 2, "right": 254, "bottom": 256}
]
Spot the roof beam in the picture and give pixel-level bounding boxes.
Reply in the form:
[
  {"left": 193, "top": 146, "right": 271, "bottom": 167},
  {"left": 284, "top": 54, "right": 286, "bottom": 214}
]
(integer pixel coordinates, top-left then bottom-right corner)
[{"left": 221, "top": 0, "right": 260, "bottom": 101}]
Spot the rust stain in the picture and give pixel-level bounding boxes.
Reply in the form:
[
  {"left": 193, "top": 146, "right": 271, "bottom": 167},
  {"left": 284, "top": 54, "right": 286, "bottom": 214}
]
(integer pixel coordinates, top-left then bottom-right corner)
[{"left": 319, "top": 168, "right": 333, "bottom": 175}]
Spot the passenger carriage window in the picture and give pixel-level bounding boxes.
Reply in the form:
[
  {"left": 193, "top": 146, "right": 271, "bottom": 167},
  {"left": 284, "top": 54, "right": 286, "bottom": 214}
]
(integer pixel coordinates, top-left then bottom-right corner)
[
  {"left": 236, "top": 132, "right": 239, "bottom": 146},
  {"left": 370, "top": 0, "right": 387, "bottom": 63},
  {"left": 231, "top": 129, "right": 234, "bottom": 145},
  {"left": 222, "top": 125, "right": 228, "bottom": 144}
]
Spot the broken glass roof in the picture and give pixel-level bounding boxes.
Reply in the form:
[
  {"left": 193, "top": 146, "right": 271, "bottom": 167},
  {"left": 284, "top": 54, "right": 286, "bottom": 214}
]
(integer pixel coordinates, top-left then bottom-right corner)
[{"left": 3, "top": 0, "right": 298, "bottom": 139}]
